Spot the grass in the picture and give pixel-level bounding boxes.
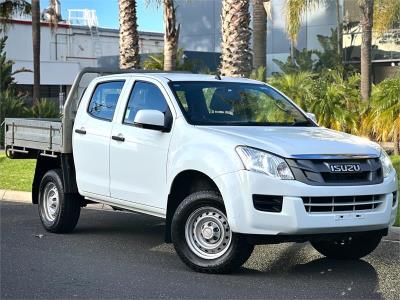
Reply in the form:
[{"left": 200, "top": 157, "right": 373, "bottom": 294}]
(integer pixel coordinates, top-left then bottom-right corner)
[
  {"left": 0, "top": 152, "right": 36, "bottom": 192},
  {"left": 0, "top": 152, "right": 399, "bottom": 225},
  {"left": 391, "top": 155, "right": 400, "bottom": 226}
]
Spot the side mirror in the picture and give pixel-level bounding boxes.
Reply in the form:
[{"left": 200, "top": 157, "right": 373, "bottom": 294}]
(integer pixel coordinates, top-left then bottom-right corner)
[
  {"left": 134, "top": 109, "right": 169, "bottom": 131},
  {"left": 306, "top": 112, "right": 317, "bottom": 123}
]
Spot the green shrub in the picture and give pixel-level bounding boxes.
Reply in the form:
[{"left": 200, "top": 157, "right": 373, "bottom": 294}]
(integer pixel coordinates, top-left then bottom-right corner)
[
  {"left": 268, "top": 71, "right": 316, "bottom": 110},
  {"left": 250, "top": 66, "right": 266, "bottom": 82},
  {"left": 142, "top": 49, "right": 200, "bottom": 72},
  {"left": 369, "top": 78, "right": 400, "bottom": 154},
  {"left": 28, "top": 98, "right": 60, "bottom": 118},
  {"left": 0, "top": 90, "right": 28, "bottom": 147},
  {"left": 310, "top": 70, "right": 362, "bottom": 133}
]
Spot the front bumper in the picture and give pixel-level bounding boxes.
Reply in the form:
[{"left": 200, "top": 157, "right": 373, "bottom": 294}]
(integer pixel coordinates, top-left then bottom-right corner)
[{"left": 214, "top": 170, "right": 398, "bottom": 235}]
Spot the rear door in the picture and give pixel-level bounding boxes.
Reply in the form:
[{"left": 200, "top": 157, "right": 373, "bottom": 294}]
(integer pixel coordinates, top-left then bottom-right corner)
[
  {"left": 109, "top": 79, "right": 174, "bottom": 209},
  {"left": 73, "top": 80, "right": 126, "bottom": 196}
]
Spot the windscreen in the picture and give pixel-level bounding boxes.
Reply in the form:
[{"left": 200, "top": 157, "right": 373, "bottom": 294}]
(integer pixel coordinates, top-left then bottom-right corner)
[{"left": 169, "top": 81, "right": 313, "bottom": 126}]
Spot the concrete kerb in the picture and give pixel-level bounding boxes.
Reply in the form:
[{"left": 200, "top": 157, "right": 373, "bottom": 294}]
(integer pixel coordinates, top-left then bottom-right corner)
[{"left": 0, "top": 189, "right": 31, "bottom": 203}]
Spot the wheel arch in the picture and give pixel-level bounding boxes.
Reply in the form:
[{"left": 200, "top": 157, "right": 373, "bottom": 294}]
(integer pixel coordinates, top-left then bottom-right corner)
[
  {"left": 165, "top": 169, "right": 222, "bottom": 243},
  {"left": 32, "top": 153, "right": 80, "bottom": 204}
]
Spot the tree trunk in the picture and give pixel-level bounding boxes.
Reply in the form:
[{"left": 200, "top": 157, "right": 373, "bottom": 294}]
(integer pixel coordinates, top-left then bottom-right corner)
[
  {"left": 335, "top": 0, "right": 342, "bottom": 63},
  {"left": 359, "top": 0, "right": 373, "bottom": 103},
  {"left": 290, "top": 41, "right": 295, "bottom": 65},
  {"left": 220, "top": 0, "right": 252, "bottom": 77},
  {"left": 252, "top": 0, "right": 267, "bottom": 78},
  {"left": 394, "top": 130, "right": 400, "bottom": 155},
  {"left": 32, "top": 0, "right": 40, "bottom": 103},
  {"left": 119, "top": 0, "right": 140, "bottom": 69},
  {"left": 163, "top": 0, "right": 179, "bottom": 71}
]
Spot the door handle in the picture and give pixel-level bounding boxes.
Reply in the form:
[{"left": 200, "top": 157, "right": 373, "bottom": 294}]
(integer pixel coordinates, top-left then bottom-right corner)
[
  {"left": 112, "top": 134, "right": 125, "bottom": 142},
  {"left": 75, "top": 128, "right": 86, "bottom": 135}
]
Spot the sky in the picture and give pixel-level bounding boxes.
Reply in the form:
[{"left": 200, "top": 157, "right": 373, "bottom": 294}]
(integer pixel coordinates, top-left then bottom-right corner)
[{"left": 39, "top": 0, "right": 164, "bottom": 32}]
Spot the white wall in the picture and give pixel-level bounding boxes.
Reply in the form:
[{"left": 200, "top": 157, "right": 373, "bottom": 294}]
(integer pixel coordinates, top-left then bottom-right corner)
[{"left": 3, "top": 20, "right": 164, "bottom": 85}]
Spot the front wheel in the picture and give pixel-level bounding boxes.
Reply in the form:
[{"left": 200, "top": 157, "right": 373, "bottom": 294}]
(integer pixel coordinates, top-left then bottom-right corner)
[
  {"left": 311, "top": 232, "right": 382, "bottom": 260},
  {"left": 171, "top": 191, "right": 254, "bottom": 273},
  {"left": 38, "top": 169, "right": 81, "bottom": 233}
]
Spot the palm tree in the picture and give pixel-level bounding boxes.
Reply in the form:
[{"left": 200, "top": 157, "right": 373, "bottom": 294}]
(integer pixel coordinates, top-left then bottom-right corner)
[
  {"left": 373, "top": 0, "right": 400, "bottom": 36},
  {"left": 283, "top": 0, "right": 323, "bottom": 64},
  {"left": 370, "top": 78, "right": 400, "bottom": 154},
  {"left": 119, "top": 0, "right": 140, "bottom": 69},
  {"left": 358, "top": 0, "right": 373, "bottom": 103},
  {"left": 145, "top": 0, "right": 180, "bottom": 70},
  {"left": 0, "top": 0, "right": 31, "bottom": 29},
  {"left": 335, "top": 0, "right": 342, "bottom": 62},
  {"left": 31, "top": 0, "right": 40, "bottom": 103},
  {"left": 162, "top": 0, "right": 180, "bottom": 71},
  {"left": 358, "top": 0, "right": 400, "bottom": 103},
  {"left": 252, "top": 0, "right": 268, "bottom": 78},
  {"left": 220, "top": 0, "right": 252, "bottom": 77},
  {"left": 42, "top": 0, "right": 62, "bottom": 30}
]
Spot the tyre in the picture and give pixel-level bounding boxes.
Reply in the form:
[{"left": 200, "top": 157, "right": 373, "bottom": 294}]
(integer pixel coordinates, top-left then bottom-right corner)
[
  {"left": 171, "top": 190, "right": 254, "bottom": 273},
  {"left": 311, "top": 232, "right": 382, "bottom": 260},
  {"left": 38, "top": 169, "right": 81, "bottom": 233}
]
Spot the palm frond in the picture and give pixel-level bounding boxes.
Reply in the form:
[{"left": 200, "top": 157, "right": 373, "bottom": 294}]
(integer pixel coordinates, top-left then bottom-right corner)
[
  {"left": 373, "top": 0, "right": 400, "bottom": 36},
  {"left": 284, "top": 0, "right": 325, "bottom": 44},
  {"left": 0, "top": 0, "right": 31, "bottom": 30}
]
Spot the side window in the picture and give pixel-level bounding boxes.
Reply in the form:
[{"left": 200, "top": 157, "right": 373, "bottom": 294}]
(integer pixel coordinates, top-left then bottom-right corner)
[
  {"left": 87, "top": 81, "right": 125, "bottom": 121},
  {"left": 124, "top": 81, "right": 169, "bottom": 124}
]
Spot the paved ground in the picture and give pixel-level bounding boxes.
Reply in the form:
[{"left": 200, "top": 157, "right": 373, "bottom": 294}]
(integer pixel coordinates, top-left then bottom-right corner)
[{"left": 1, "top": 200, "right": 399, "bottom": 299}]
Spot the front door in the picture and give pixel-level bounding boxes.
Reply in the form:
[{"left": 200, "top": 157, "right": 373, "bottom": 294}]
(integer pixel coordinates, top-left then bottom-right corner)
[{"left": 110, "top": 80, "right": 173, "bottom": 208}]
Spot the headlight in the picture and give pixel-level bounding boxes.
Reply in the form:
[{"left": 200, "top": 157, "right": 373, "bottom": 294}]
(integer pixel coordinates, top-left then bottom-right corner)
[
  {"left": 380, "top": 150, "right": 394, "bottom": 178},
  {"left": 236, "top": 146, "right": 294, "bottom": 180}
]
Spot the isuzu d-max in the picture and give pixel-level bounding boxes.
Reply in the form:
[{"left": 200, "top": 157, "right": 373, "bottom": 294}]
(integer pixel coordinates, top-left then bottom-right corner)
[{"left": 4, "top": 68, "right": 398, "bottom": 273}]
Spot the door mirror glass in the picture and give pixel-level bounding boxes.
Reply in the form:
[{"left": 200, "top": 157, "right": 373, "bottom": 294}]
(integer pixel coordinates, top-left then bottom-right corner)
[
  {"left": 134, "top": 109, "right": 166, "bottom": 131},
  {"left": 306, "top": 112, "right": 317, "bottom": 123}
]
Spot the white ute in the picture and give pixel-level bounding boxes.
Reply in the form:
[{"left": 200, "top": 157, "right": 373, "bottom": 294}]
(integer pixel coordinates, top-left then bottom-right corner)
[{"left": 4, "top": 68, "right": 398, "bottom": 273}]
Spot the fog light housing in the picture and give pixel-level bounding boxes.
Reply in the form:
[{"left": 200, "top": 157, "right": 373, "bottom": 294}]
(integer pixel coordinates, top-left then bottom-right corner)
[{"left": 253, "top": 195, "right": 283, "bottom": 212}]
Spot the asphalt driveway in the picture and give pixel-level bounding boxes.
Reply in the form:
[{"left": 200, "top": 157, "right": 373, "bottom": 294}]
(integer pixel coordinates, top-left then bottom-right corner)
[{"left": 1, "top": 201, "right": 399, "bottom": 299}]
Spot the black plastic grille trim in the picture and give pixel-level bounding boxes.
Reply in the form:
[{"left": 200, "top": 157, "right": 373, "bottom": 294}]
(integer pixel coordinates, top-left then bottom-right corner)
[
  {"left": 302, "top": 194, "right": 384, "bottom": 213},
  {"left": 253, "top": 195, "right": 283, "bottom": 212},
  {"left": 286, "top": 158, "right": 383, "bottom": 186}
]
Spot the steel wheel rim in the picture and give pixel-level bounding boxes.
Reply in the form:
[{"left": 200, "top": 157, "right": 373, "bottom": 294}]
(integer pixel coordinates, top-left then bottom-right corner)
[
  {"left": 184, "top": 206, "right": 232, "bottom": 260},
  {"left": 42, "top": 182, "right": 59, "bottom": 222}
]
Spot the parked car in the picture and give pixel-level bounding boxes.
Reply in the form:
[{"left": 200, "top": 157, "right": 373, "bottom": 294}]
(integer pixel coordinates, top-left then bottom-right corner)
[{"left": 4, "top": 68, "right": 398, "bottom": 273}]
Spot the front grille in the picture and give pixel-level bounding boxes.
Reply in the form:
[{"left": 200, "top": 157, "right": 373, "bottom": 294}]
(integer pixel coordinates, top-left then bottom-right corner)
[
  {"left": 302, "top": 195, "right": 384, "bottom": 213},
  {"left": 393, "top": 191, "right": 398, "bottom": 207},
  {"left": 286, "top": 157, "right": 383, "bottom": 186}
]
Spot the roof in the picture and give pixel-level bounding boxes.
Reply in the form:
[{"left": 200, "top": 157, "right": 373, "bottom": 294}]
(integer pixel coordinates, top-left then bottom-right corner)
[{"left": 100, "top": 72, "right": 262, "bottom": 84}]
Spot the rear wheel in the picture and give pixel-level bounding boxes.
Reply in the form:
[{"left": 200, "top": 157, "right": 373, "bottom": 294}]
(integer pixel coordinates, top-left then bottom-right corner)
[
  {"left": 38, "top": 169, "right": 80, "bottom": 233},
  {"left": 311, "top": 232, "right": 382, "bottom": 259},
  {"left": 171, "top": 190, "right": 254, "bottom": 273}
]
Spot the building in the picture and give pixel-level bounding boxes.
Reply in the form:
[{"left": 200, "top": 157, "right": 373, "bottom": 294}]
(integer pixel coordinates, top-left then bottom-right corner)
[
  {"left": 3, "top": 9, "right": 163, "bottom": 102},
  {"left": 175, "top": 0, "right": 400, "bottom": 79}
]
